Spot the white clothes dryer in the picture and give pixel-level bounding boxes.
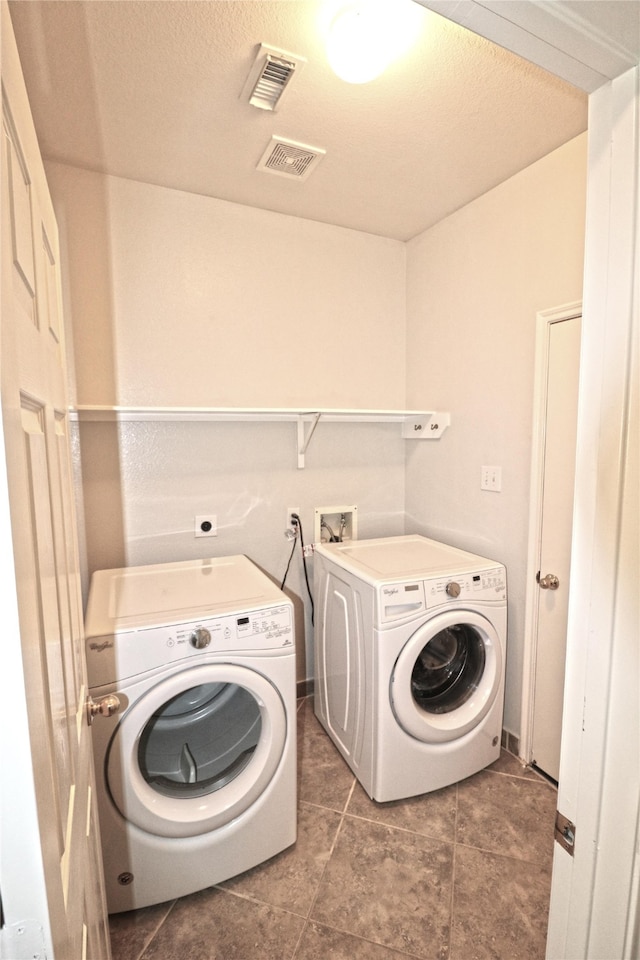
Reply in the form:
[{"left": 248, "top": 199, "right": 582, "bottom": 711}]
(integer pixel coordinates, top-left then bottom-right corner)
[
  {"left": 85, "top": 555, "right": 296, "bottom": 913},
  {"left": 314, "top": 535, "right": 507, "bottom": 802}
]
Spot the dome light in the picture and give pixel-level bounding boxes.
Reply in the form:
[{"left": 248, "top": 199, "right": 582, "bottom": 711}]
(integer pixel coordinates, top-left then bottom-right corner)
[{"left": 327, "top": 0, "right": 422, "bottom": 84}]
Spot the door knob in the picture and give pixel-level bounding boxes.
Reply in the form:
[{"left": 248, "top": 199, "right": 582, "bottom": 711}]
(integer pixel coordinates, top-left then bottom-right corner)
[
  {"left": 537, "top": 572, "right": 560, "bottom": 590},
  {"left": 86, "top": 693, "right": 121, "bottom": 726}
]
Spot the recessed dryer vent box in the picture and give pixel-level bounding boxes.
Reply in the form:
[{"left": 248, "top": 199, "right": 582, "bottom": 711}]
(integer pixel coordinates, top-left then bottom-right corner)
[{"left": 314, "top": 505, "right": 357, "bottom": 545}]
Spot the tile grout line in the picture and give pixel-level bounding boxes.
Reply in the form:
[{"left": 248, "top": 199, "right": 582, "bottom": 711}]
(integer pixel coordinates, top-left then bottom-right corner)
[
  {"left": 453, "top": 837, "right": 556, "bottom": 869},
  {"left": 135, "top": 900, "right": 178, "bottom": 960},
  {"left": 340, "top": 807, "right": 455, "bottom": 844},
  {"left": 486, "top": 767, "right": 558, "bottom": 789},
  {"left": 447, "top": 782, "right": 459, "bottom": 960},
  {"left": 290, "top": 776, "right": 357, "bottom": 959}
]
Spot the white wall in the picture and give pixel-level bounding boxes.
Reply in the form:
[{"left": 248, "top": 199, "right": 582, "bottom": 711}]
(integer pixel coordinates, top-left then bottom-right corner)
[
  {"left": 76, "top": 417, "right": 406, "bottom": 682},
  {"left": 48, "top": 137, "right": 587, "bottom": 719},
  {"left": 47, "top": 163, "right": 406, "bottom": 409},
  {"left": 47, "top": 163, "right": 408, "bottom": 682},
  {"left": 405, "top": 133, "right": 587, "bottom": 735}
]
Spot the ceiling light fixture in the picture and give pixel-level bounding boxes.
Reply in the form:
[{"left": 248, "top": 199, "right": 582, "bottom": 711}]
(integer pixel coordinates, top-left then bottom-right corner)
[{"left": 327, "top": 0, "right": 422, "bottom": 84}]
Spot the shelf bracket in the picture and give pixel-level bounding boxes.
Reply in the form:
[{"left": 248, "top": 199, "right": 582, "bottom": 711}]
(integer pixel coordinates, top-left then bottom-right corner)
[
  {"left": 401, "top": 412, "right": 450, "bottom": 439},
  {"left": 297, "top": 412, "right": 322, "bottom": 469}
]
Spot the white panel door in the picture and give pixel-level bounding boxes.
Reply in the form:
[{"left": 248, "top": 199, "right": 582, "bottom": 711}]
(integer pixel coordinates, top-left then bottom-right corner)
[
  {"left": 530, "top": 315, "right": 581, "bottom": 782},
  {"left": 0, "top": 4, "right": 111, "bottom": 957}
]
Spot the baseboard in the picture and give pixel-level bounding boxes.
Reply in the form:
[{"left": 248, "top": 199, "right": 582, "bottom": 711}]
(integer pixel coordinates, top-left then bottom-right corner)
[
  {"left": 501, "top": 729, "right": 521, "bottom": 758},
  {"left": 297, "top": 678, "right": 314, "bottom": 700}
]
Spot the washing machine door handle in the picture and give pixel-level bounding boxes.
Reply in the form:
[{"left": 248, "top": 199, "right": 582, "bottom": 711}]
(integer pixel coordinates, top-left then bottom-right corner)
[{"left": 87, "top": 693, "right": 121, "bottom": 726}]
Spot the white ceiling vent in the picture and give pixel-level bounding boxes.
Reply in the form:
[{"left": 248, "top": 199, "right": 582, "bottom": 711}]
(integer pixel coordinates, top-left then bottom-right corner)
[
  {"left": 257, "top": 137, "right": 326, "bottom": 181},
  {"left": 243, "top": 44, "right": 305, "bottom": 112}
]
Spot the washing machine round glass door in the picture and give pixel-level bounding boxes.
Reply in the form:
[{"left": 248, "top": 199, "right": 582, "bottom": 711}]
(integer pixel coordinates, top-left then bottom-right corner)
[
  {"left": 106, "top": 663, "right": 287, "bottom": 838},
  {"left": 390, "top": 610, "right": 503, "bottom": 743}
]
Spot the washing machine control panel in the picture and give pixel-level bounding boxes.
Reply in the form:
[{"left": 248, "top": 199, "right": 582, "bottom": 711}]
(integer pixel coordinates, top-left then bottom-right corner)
[
  {"left": 86, "top": 602, "right": 294, "bottom": 686},
  {"left": 378, "top": 566, "right": 506, "bottom": 624},
  {"left": 425, "top": 567, "right": 506, "bottom": 607}
]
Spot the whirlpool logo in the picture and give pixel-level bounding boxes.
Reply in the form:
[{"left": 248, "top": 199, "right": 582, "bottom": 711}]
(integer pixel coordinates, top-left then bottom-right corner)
[{"left": 89, "top": 640, "right": 113, "bottom": 653}]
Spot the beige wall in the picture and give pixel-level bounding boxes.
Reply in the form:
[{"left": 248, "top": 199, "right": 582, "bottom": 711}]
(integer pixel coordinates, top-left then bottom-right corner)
[{"left": 405, "top": 133, "right": 587, "bottom": 734}]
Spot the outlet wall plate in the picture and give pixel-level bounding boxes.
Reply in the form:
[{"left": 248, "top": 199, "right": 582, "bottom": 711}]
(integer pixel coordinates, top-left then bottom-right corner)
[
  {"left": 195, "top": 515, "right": 217, "bottom": 537},
  {"left": 286, "top": 507, "right": 300, "bottom": 531}
]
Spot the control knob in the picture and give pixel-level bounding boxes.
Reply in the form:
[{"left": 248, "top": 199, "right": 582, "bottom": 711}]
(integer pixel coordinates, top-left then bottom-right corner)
[
  {"left": 445, "top": 581, "right": 461, "bottom": 598},
  {"left": 190, "top": 627, "right": 211, "bottom": 649}
]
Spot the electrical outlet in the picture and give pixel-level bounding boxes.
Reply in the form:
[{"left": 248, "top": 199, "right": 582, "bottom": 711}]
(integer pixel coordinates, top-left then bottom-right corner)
[
  {"left": 481, "top": 466, "right": 502, "bottom": 492},
  {"left": 286, "top": 507, "right": 300, "bottom": 531},
  {"left": 195, "top": 515, "right": 217, "bottom": 537}
]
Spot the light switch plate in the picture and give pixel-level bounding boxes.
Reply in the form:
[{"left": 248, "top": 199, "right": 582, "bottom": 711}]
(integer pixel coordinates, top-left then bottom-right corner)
[{"left": 481, "top": 466, "right": 502, "bottom": 492}]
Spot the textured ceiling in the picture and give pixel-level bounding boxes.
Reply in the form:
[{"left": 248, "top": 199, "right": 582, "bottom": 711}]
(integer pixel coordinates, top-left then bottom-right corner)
[{"left": 8, "top": 0, "right": 589, "bottom": 240}]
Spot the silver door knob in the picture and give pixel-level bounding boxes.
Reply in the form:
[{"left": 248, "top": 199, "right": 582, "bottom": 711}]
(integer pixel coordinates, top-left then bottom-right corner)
[
  {"left": 537, "top": 572, "right": 560, "bottom": 590},
  {"left": 86, "top": 693, "right": 121, "bottom": 726}
]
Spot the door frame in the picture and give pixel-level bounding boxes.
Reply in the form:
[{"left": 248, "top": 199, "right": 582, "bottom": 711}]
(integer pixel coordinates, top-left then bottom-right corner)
[
  {"left": 520, "top": 301, "right": 582, "bottom": 767},
  {"left": 546, "top": 67, "right": 639, "bottom": 960}
]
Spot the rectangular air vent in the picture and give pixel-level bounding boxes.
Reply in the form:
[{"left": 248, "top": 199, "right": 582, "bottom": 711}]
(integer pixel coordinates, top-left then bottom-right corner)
[
  {"left": 257, "top": 137, "right": 326, "bottom": 181},
  {"left": 243, "top": 44, "right": 305, "bottom": 111}
]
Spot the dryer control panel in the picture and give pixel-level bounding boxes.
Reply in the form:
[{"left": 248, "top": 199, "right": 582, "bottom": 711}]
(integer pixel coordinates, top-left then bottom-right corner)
[
  {"left": 378, "top": 566, "right": 506, "bottom": 624},
  {"left": 86, "top": 602, "right": 294, "bottom": 686}
]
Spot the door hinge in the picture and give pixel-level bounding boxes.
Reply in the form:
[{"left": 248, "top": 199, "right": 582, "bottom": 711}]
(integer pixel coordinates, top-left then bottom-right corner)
[
  {"left": 554, "top": 810, "right": 576, "bottom": 856},
  {"left": 1, "top": 919, "right": 48, "bottom": 958}
]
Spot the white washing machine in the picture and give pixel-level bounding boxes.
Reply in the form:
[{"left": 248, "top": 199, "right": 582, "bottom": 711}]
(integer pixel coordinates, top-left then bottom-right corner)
[
  {"left": 314, "top": 535, "right": 507, "bottom": 802},
  {"left": 85, "top": 555, "right": 296, "bottom": 913}
]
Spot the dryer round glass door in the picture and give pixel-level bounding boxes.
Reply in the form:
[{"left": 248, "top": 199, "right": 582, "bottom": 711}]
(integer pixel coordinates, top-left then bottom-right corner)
[
  {"left": 390, "top": 610, "right": 503, "bottom": 743},
  {"left": 106, "top": 663, "right": 287, "bottom": 838}
]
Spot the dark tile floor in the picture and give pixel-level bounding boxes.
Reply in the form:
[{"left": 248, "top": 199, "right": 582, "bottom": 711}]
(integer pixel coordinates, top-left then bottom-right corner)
[{"left": 109, "top": 698, "right": 557, "bottom": 960}]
